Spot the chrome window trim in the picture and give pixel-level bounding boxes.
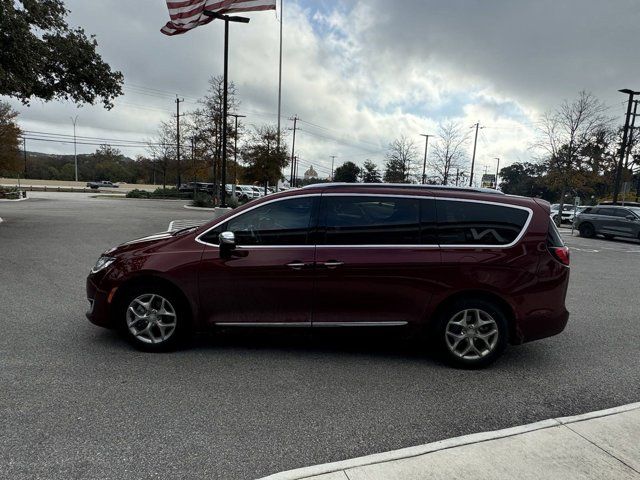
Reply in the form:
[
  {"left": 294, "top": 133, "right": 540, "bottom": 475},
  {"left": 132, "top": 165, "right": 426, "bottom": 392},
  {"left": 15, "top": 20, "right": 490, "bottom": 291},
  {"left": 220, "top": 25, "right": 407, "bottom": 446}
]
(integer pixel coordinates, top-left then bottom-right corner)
[{"left": 195, "top": 192, "right": 533, "bottom": 250}]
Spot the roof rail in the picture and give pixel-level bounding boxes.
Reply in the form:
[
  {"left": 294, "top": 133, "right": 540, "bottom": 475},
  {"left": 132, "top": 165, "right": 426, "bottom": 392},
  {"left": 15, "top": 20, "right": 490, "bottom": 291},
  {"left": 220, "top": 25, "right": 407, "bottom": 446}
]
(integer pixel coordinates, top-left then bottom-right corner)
[{"left": 302, "top": 182, "right": 505, "bottom": 195}]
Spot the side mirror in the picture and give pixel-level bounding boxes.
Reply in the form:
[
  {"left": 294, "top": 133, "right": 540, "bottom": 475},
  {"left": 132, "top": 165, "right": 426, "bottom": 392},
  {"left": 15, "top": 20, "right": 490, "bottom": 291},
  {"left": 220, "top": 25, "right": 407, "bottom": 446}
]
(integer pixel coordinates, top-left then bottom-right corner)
[{"left": 219, "top": 231, "right": 236, "bottom": 258}]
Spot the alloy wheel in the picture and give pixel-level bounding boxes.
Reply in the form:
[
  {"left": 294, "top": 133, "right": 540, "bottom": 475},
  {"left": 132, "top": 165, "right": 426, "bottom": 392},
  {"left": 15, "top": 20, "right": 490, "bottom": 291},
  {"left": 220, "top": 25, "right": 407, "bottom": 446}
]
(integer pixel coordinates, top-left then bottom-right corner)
[
  {"left": 445, "top": 309, "right": 499, "bottom": 360},
  {"left": 126, "top": 294, "right": 177, "bottom": 344}
]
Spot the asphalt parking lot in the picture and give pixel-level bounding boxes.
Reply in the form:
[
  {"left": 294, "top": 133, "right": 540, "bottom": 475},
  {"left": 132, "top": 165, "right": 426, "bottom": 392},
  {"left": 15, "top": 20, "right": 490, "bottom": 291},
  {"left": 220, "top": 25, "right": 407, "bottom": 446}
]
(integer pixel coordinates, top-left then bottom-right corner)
[{"left": 1, "top": 193, "right": 639, "bottom": 480}]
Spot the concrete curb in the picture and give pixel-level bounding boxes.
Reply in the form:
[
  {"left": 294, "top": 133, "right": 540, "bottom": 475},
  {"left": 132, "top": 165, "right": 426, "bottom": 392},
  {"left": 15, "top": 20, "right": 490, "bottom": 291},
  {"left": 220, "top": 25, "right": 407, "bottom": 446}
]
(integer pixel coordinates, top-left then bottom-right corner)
[
  {"left": 258, "top": 402, "right": 640, "bottom": 480},
  {"left": 183, "top": 205, "right": 233, "bottom": 214},
  {"left": 0, "top": 197, "right": 28, "bottom": 202}
]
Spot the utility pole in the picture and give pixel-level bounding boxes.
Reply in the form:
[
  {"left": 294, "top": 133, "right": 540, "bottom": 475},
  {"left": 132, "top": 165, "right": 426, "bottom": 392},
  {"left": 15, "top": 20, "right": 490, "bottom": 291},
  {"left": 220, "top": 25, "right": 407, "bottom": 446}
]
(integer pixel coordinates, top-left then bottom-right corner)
[
  {"left": 292, "top": 155, "right": 298, "bottom": 187},
  {"left": 175, "top": 97, "right": 184, "bottom": 189},
  {"left": 23, "top": 137, "right": 27, "bottom": 177},
  {"left": 469, "top": 122, "right": 481, "bottom": 187},
  {"left": 455, "top": 168, "right": 460, "bottom": 186},
  {"left": 229, "top": 113, "right": 246, "bottom": 187},
  {"left": 420, "top": 134, "right": 433, "bottom": 184},
  {"left": 614, "top": 89, "right": 640, "bottom": 203},
  {"left": 70, "top": 115, "right": 79, "bottom": 182},
  {"left": 289, "top": 115, "right": 299, "bottom": 186},
  {"left": 330, "top": 155, "right": 336, "bottom": 181},
  {"left": 624, "top": 100, "right": 639, "bottom": 171},
  {"left": 494, "top": 157, "right": 500, "bottom": 189}
]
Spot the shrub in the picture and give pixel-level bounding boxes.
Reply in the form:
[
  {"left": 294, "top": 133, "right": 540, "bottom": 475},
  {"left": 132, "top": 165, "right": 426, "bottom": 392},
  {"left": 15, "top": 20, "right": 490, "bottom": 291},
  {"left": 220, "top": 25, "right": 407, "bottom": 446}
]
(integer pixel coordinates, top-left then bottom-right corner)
[
  {"left": 126, "top": 189, "right": 151, "bottom": 199},
  {"left": 0, "top": 186, "right": 20, "bottom": 199},
  {"left": 192, "top": 192, "right": 215, "bottom": 208},
  {"left": 152, "top": 187, "right": 183, "bottom": 198}
]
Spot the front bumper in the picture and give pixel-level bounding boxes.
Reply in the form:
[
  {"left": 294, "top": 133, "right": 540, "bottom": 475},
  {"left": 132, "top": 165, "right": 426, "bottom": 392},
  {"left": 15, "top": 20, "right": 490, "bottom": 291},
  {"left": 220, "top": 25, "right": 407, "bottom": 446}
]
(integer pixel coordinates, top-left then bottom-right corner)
[{"left": 86, "top": 276, "right": 116, "bottom": 329}]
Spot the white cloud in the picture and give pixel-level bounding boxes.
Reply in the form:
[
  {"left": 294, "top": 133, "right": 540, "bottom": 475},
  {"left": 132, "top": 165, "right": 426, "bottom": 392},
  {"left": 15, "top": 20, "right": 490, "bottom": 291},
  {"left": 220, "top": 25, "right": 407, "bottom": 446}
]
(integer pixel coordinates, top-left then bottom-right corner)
[{"left": 6, "top": 0, "right": 637, "bottom": 182}]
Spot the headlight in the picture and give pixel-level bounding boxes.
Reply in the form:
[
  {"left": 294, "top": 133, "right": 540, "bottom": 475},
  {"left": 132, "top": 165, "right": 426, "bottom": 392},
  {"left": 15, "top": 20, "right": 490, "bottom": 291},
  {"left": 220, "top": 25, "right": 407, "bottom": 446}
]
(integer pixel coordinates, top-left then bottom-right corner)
[{"left": 91, "top": 256, "right": 116, "bottom": 274}]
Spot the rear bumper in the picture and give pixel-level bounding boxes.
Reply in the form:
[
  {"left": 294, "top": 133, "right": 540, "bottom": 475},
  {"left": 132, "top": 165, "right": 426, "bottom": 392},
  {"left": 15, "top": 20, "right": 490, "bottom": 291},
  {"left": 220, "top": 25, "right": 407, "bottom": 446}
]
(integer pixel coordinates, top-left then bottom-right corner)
[
  {"left": 86, "top": 276, "right": 115, "bottom": 329},
  {"left": 516, "top": 307, "right": 569, "bottom": 344}
]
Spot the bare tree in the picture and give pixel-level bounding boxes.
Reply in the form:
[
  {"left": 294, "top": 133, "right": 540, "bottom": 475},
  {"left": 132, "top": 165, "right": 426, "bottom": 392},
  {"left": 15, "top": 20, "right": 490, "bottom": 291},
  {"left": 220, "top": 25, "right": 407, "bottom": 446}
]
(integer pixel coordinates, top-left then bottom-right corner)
[
  {"left": 147, "top": 119, "right": 178, "bottom": 190},
  {"left": 536, "top": 91, "right": 610, "bottom": 222},
  {"left": 192, "top": 75, "right": 241, "bottom": 188},
  {"left": 384, "top": 135, "right": 419, "bottom": 183},
  {"left": 429, "top": 121, "right": 469, "bottom": 185}
]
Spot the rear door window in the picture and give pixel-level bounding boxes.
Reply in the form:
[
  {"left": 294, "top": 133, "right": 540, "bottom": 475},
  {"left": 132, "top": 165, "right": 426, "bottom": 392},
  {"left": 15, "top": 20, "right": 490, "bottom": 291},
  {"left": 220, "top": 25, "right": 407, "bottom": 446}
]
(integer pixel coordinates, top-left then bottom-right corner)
[
  {"left": 598, "top": 208, "right": 615, "bottom": 217},
  {"left": 436, "top": 200, "right": 530, "bottom": 246},
  {"left": 321, "top": 195, "right": 422, "bottom": 245}
]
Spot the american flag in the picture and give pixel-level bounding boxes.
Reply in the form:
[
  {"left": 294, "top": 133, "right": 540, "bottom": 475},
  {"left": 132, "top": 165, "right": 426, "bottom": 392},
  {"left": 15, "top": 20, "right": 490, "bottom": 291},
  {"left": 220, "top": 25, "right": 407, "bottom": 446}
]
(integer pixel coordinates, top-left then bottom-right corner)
[{"left": 161, "top": 0, "right": 276, "bottom": 36}]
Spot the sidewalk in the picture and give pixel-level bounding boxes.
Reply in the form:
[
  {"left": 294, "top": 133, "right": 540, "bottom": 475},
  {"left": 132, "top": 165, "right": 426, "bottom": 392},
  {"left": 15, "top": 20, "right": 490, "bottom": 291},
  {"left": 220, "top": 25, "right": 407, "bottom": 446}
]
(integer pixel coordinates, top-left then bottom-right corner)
[{"left": 261, "top": 403, "right": 640, "bottom": 480}]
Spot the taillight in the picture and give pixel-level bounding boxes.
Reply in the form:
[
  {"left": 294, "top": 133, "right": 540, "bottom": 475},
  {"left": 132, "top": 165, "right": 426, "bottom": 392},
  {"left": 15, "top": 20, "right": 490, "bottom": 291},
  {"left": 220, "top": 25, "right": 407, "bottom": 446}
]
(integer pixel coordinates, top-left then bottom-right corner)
[{"left": 549, "top": 246, "right": 570, "bottom": 266}]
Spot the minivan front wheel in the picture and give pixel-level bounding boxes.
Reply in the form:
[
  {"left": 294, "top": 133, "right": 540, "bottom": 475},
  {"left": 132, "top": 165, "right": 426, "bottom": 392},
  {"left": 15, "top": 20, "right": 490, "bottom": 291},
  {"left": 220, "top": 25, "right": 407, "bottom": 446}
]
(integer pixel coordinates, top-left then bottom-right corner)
[
  {"left": 437, "top": 299, "right": 508, "bottom": 368},
  {"left": 119, "top": 287, "right": 186, "bottom": 351}
]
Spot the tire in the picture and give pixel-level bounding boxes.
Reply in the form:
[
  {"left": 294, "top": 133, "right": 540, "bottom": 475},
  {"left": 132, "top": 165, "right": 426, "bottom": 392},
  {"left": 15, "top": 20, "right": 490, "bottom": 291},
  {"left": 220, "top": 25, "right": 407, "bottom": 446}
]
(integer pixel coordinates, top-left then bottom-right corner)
[
  {"left": 579, "top": 223, "right": 595, "bottom": 238},
  {"left": 117, "top": 285, "right": 189, "bottom": 352},
  {"left": 435, "top": 298, "right": 508, "bottom": 368}
]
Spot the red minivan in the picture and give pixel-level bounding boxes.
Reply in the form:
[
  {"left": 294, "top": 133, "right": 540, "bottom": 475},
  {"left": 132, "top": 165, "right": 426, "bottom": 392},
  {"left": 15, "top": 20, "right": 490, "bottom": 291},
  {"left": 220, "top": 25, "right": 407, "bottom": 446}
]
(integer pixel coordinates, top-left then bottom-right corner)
[{"left": 86, "top": 184, "right": 570, "bottom": 367}]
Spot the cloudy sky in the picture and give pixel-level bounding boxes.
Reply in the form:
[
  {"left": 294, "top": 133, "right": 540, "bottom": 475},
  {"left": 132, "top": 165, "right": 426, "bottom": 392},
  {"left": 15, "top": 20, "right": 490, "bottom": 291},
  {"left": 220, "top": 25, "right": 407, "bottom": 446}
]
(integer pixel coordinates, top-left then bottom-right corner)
[{"left": 7, "top": 0, "right": 640, "bottom": 181}]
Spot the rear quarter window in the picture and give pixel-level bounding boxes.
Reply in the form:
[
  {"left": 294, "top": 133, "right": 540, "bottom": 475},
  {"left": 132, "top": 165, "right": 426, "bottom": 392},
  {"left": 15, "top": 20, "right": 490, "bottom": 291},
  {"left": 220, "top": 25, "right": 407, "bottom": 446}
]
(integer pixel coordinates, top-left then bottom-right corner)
[{"left": 436, "top": 200, "right": 530, "bottom": 246}]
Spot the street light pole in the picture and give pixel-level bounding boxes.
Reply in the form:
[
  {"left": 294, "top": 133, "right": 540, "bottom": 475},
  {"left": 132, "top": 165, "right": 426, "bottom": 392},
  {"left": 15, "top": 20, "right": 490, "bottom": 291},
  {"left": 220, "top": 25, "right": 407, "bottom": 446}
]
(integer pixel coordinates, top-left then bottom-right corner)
[
  {"left": 70, "top": 115, "right": 79, "bottom": 182},
  {"left": 202, "top": 10, "right": 250, "bottom": 207},
  {"left": 420, "top": 134, "right": 432, "bottom": 184},
  {"left": 276, "top": 0, "right": 283, "bottom": 153},
  {"left": 229, "top": 113, "right": 246, "bottom": 187}
]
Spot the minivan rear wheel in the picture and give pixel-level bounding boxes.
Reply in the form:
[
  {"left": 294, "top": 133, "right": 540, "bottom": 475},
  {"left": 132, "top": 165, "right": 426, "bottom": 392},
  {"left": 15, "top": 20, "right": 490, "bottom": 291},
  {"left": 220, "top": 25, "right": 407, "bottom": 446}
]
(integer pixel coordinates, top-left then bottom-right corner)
[
  {"left": 436, "top": 299, "right": 508, "bottom": 368},
  {"left": 118, "top": 286, "right": 187, "bottom": 352}
]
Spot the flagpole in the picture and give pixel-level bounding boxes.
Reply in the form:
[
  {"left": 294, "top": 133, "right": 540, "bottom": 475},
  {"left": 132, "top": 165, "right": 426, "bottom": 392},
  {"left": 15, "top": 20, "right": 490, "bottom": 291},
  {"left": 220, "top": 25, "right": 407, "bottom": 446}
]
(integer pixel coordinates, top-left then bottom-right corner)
[{"left": 276, "top": 0, "right": 283, "bottom": 154}]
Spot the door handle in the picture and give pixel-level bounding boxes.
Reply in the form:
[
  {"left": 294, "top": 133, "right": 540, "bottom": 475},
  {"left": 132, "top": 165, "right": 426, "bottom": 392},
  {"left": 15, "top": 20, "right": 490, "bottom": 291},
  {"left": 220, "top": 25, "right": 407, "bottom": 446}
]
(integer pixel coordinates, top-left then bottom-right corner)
[
  {"left": 322, "top": 261, "right": 344, "bottom": 269},
  {"left": 286, "top": 262, "right": 308, "bottom": 270}
]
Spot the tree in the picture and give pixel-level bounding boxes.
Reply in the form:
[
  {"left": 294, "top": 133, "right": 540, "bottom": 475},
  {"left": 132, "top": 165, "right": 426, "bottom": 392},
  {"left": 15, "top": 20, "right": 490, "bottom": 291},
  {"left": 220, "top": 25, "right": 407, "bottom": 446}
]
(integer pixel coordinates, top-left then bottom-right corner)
[
  {"left": 0, "top": 0, "right": 123, "bottom": 108},
  {"left": 536, "top": 91, "right": 610, "bottom": 222},
  {"left": 0, "top": 101, "right": 22, "bottom": 175},
  {"left": 360, "top": 159, "right": 381, "bottom": 183},
  {"left": 334, "top": 161, "right": 361, "bottom": 182},
  {"left": 192, "top": 75, "right": 241, "bottom": 187},
  {"left": 384, "top": 136, "right": 418, "bottom": 183},
  {"left": 147, "top": 120, "right": 179, "bottom": 189},
  {"left": 430, "top": 121, "right": 469, "bottom": 184},
  {"left": 242, "top": 125, "right": 288, "bottom": 188},
  {"left": 499, "top": 162, "right": 554, "bottom": 198}
]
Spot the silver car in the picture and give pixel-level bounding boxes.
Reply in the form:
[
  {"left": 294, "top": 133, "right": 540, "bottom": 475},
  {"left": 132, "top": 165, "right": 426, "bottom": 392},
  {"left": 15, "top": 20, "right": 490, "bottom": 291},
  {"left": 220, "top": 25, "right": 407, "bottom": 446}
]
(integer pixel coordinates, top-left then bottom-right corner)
[{"left": 574, "top": 206, "right": 640, "bottom": 240}]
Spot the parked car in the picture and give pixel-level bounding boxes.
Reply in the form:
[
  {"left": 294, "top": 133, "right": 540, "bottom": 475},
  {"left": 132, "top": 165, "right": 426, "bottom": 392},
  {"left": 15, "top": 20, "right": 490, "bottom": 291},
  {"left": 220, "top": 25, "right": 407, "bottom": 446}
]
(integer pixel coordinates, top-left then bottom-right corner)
[
  {"left": 550, "top": 204, "right": 584, "bottom": 224},
  {"left": 236, "top": 185, "right": 260, "bottom": 202},
  {"left": 86, "top": 183, "right": 570, "bottom": 367},
  {"left": 574, "top": 205, "right": 640, "bottom": 240},
  {"left": 178, "top": 182, "right": 214, "bottom": 194},
  {"left": 251, "top": 186, "right": 265, "bottom": 198},
  {"left": 86, "top": 180, "right": 119, "bottom": 189}
]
